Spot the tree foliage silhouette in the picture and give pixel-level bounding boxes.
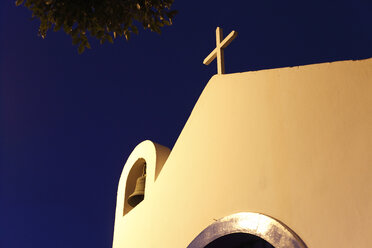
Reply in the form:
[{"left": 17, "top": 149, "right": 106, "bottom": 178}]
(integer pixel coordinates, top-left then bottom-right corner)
[{"left": 16, "top": 0, "right": 177, "bottom": 53}]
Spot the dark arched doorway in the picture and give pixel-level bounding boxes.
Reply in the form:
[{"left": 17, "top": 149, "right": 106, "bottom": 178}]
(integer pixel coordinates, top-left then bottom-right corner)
[
  {"left": 205, "top": 233, "right": 274, "bottom": 248},
  {"left": 187, "top": 212, "right": 306, "bottom": 248}
]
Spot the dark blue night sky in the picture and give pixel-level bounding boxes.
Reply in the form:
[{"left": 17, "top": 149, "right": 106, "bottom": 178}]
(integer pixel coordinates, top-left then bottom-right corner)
[{"left": 1, "top": 1, "right": 372, "bottom": 247}]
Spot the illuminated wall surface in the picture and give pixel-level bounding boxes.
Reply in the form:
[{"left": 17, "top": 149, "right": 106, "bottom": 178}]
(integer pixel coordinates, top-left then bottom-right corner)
[{"left": 113, "top": 58, "right": 372, "bottom": 247}]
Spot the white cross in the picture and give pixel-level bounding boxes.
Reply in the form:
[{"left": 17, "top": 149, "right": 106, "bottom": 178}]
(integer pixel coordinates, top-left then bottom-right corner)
[{"left": 203, "top": 27, "right": 238, "bottom": 75}]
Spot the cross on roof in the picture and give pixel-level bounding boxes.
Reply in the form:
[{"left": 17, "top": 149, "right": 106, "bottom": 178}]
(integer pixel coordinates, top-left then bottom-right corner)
[{"left": 203, "top": 27, "right": 238, "bottom": 75}]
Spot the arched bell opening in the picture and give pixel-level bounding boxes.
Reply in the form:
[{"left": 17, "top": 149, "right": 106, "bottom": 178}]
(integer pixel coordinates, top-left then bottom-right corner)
[
  {"left": 187, "top": 212, "right": 307, "bottom": 248},
  {"left": 123, "top": 158, "right": 146, "bottom": 216}
]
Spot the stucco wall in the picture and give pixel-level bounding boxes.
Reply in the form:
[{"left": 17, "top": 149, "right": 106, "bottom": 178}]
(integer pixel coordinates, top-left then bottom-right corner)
[{"left": 113, "top": 58, "right": 372, "bottom": 248}]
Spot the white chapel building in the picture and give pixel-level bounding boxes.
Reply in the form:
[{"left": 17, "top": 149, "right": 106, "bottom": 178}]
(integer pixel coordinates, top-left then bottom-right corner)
[{"left": 112, "top": 28, "right": 372, "bottom": 248}]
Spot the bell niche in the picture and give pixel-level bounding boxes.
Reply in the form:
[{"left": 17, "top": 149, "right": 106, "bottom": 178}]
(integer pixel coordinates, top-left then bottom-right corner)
[
  {"left": 123, "top": 159, "right": 147, "bottom": 215},
  {"left": 127, "top": 163, "right": 146, "bottom": 207}
]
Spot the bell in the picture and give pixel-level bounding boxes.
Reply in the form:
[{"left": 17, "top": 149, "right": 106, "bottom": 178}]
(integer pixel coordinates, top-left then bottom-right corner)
[{"left": 127, "top": 174, "right": 146, "bottom": 207}]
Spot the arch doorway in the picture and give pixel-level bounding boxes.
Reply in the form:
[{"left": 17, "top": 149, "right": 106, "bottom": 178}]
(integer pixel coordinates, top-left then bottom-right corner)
[
  {"left": 187, "top": 212, "right": 306, "bottom": 248},
  {"left": 205, "top": 233, "right": 274, "bottom": 248}
]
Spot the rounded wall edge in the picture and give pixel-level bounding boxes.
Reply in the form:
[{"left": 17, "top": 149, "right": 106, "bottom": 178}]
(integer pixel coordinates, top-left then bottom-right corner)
[{"left": 112, "top": 140, "right": 170, "bottom": 248}]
